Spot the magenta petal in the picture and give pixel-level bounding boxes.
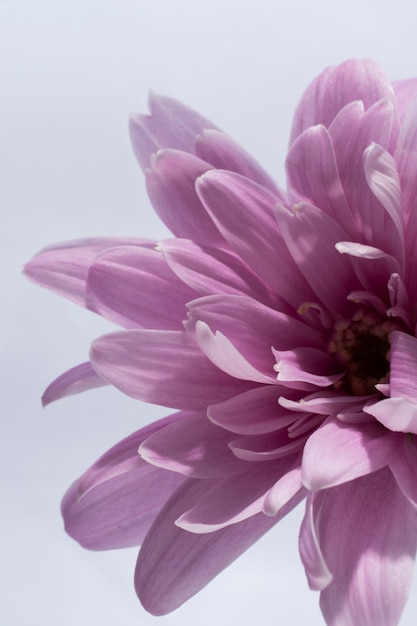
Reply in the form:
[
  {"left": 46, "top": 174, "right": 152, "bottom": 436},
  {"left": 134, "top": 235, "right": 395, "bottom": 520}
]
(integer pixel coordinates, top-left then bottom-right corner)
[
  {"left": 273, "top": 346, "right": 343, "bottom": 387},
  {"left": 263, "top": 463, "right": 303, "bottom": 516},
  {"left": 196, "top": 170, "right": 314, "bottom": 308},
  {"left": 24, "top": 237, "right": 149, "bottom": 307},
  {"left": 318, "top": 469, "right": 417, "bottom": 626},
  {"left": 146, "top": 149, "right": 222, "bottom": 245},
  {"left": 286, "top": 124, "right": 355, "bottom": 238},
  {"left": 301, "top": 417, "right": 402, "bottom": 490},
  {"left": 139, "top": 411, "right": 247, "bottom": 478},
  {"left": 176, "top": 456, "right": 301, "bottom": 532},
  {"left": 135, "top": 478, "right": 303, "bottom": 615},
  {"left": 90, "top": 329, "right": 253, "bottom": 410},
  {"left": 208, "top": 385, "right": 302, "bottom": 435},
  {"left": 290, "top": 59, "right": 394, "bottom": 143},
  {"left": 389, "top": 330, "right": 417, "bottom": 398},
  {"left": 187, "top": 294, "right": 323, "bottom": 375},
  {"left": 161, "top": 238, "right": 273, "bottom": 304},
  {"left": 129, "top": 92, "right": 219, "bottom": 171},
  {"left": 195, "top": 129, "right": 284, "bottom": 197},
  {"left": 42, "top": 362, "right": 108, "bottom": 406},
  {"left": 390, "top": 435, "right": 417, "bottom": 507},
  {"left": 78, "top": 412, "right": 184, "bottom": 496},
  {"left": 62, "top": 469, "right": 183, "bottom": 551},
  {"left": 275, "top": 202, "right": 356, "bottom": 315},
  {"left": 299, "top": 492, "right": 333, "bottom": 590},
  {"left": 87, "top": 245, "right": 195, "bottom": 330},
  {"left": 393, "top": 78, "right": 417, "bottom": 122}
]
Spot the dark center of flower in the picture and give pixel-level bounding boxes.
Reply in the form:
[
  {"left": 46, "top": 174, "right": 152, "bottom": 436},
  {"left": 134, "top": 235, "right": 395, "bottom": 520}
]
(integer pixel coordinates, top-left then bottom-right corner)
[{"left": 328, "top": 309, "right": 400, "bottom": 396}]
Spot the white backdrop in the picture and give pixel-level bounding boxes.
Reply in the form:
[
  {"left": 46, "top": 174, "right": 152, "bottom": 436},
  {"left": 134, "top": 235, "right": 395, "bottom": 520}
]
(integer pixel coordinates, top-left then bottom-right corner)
[{"left": 3, "top": 1, "right": 417, "bottom": 624}]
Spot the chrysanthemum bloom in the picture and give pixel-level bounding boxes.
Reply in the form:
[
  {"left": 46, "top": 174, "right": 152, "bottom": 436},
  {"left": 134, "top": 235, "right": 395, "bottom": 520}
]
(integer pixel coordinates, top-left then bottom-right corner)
[{"left": 26, "top": 59, "right": 417, "bottom": 625}]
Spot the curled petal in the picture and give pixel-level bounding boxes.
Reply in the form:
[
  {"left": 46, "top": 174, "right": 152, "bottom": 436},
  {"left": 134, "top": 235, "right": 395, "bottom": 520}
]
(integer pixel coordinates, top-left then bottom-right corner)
[{"left": 42, "top": 361, "right": 107, "bottom": 406}]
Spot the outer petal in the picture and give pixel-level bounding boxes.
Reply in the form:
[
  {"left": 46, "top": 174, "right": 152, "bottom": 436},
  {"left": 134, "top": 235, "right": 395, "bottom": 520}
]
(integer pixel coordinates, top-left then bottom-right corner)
[
  {"left": 62, "top": 413, "right": 186, "bottom": 550},
  {"left": 24, "top": 237, "right": 150, "bottom": 307},
  {"left": 146, "top": 149, "right": 222, "bottom": 245},
  {"left": 90, "top": 329, "right": 254, "bottom": 410},
  {"left": 301, "top": 417, "right": 402, "bottom": 490},
  {"left": 393, "top": 78, "right": 417, "bottom": 123},
  {"left": 87, "top": 245, "right": 195, "bottom": 330},
  {"left": 390, "top": 435, "right": 417, "bottom": 507},
  {"left": 208, "top": 385, "right": 302, "bottom": 435},
  {"left": 195, "top": 129, "right": 284, "bottom": 197},
  {"left": 135, "top": 478, "right": 304, "bottom": 615},
  {"left": 139, "top": 411, "right": 247, "bottom": 479},
  {"left": 318, "top": 469, "right": 417, "bottom": 626},
  {"left": 290, "top": 59, "right": 395, "bottom": 143},
  {"left": 286, "top": 124, "right": 355, "bottom": 238},
  {"left": 42, "top": 361, "right": 107, "bottom": 406},
  {"left": 176, "top": 455, "right": 301, "bottom": 532},
  {"left": 275, "top": 202, "right": 357, "bottom": 316},
  {"left": 196, "top": 170, "right": 315, "bottom": 309},
  {"left": 129, "top": 92, "right": 219, "bottom": 171},
  {"left": 161, "top": 238, "right": 274, "bottom": 305}
]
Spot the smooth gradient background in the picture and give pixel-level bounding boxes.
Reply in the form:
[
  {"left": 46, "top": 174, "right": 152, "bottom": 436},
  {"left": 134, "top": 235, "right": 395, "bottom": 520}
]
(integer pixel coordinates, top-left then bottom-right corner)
[{"left": 3, "top": 1, "right": 417, "bottom": 624}]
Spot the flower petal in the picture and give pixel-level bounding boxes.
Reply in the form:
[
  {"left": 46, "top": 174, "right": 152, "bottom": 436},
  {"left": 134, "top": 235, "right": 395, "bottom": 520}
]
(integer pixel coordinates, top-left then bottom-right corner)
[
  {"left": 390, "top": 435, "right": 417, "bottom": 507},
  {"left": 129, "top": 92, "right": 219, "bottom": 171},
  {"left": 318, "top": 469, "right": 417, "bottom": 626},
  {"left": 196, "top": 170, "right": 314, "bottom": 308},
  {"left": 176, "top": 456, "right": 301, "bottom": 532},
  {"left": 135, "top": 478, "right": 302, "bottom": 615},
  {"left": 146, "top": 149, "right": 222, "bottom": 245},
  {"left": 195, "top": 129, "right": 283, "bottom": 197},
  {"left": 90, "top": 329, "right": 253, "bottom": 410},
  {"left": 301, "top": 417, "right": 402, "bottom": 490},
  {"left": 275, "top": 202, "right": 357, "bottom": 315},
  {"left": 290, "top": 59, "right": 394, "bottom": 143},
  {"left": 161, "top": 238, "right": 273, "bottom": 304},
  {"left": 24, "top": 237, "right": 149, "bottom": 307},
  {"left": 299, "top": 491, "right": 333, "bottom": 590},
  {"left": 42, "top": 361, "right": 108, "bottom": 406},
  {"left": 208, "top": 385, "right": 301, "bottom": 435},
  {"left": 87, "top": 245, "right": 195, "bottom": 329},
  {"left": 273, "top": 346, "right": 343, "bottom": 387},
  {"left": 139, "top": 411, "right": 247, "bottom": 478},
  {"left": 187, "top": 294, "right": 323, "bottom": 375}
]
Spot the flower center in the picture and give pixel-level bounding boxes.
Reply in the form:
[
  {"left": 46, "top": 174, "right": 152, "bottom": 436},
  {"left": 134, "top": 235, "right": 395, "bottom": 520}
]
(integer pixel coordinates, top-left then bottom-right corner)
[{"left": 328, "top": 310, "right": 399, "bottom": 396}]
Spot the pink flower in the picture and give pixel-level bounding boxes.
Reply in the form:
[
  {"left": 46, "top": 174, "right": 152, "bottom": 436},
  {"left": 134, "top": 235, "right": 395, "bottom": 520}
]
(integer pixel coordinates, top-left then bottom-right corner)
[{"left": 25, "top": 59, "right": 417, "bottom": 625}]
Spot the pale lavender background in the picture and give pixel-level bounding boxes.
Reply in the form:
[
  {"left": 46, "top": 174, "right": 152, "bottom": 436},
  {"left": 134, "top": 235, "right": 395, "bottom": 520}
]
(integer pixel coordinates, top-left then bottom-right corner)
[{"left": 3, "top": 1, "right": 417, "bottom": 624}]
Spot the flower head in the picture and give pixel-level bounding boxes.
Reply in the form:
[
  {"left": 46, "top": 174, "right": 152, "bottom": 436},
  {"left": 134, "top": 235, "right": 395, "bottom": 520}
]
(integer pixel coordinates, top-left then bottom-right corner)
[{"left": 25, "top": 59, "right": 417, "bottom": 625}]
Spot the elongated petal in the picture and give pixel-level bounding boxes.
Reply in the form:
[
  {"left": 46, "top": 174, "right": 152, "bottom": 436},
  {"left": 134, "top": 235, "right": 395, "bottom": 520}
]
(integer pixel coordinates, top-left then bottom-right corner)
[
  {"left": 146, "top": 149, "right": 222, "bottom": 245},
  {"left": 24, "top": 237, "right": 149, "bottom": 306},
  {"left": 187, "top": 294, "right": 322, "bottom": 375},
  {"left": 275, "top": 202, "right": 356, "bottom": 316},
  {"left": 195, "top": 129, "right": 283, "bottom": 197},
  {"left": 42, "top": 361, "right": 108, "bottom": 406},
  {"left": 208, "top": 385, "right": 302, "bottom": 435},
  {"left": 299, "top": 491, "right": 333, "bottom": 590},
  {"left": 161, "top": 238, "right": 273, "bottom": 304},
  {"left": 176, "top": 456, "right": 300, "bottom": 532},
  {"left": 286, "top": 124, "right": 355, "bottom": 238},
  {"left": 87, "top": 245, "right": 195, "bottom": 329},
  {"left": 390, "top": 435, "right": 417, "bottom": 507},
  {"left": 196, "top": 170, "right": 314, "bottom": 308},
  {"left": 393, "top": 78, "right": 417, "bottom": 122},
  {"left": 129, "top": 92, "right": 219, "bottom": 171},
  {"left": 263, "top": 463, "right": 303, "bottom": 516},
  {"left": 318, "top": 469, "right": 417, "bottom": 626},
  {"left": 62, "top": 469, "right": 184, "bottom": 551},
  {"left": 79, "top": 412, "right": 185, "bottom": 496},
  {"left": 135, "top": 478, "right": 303, "bottom": 615},
  {"left": 273, "top": 346, "right": 343, "bottom": 387},
  {"left": 302, "top": 417, "right": 402, "bottom": 490},
  {"left": 329, "top": 99, "right": 397, "bottom": 252},
  {"left": 139, "top": 411, "right": 247, "bottom": 478},
  {"left": 90, "top": 329, "right": 253, "bottom": 410},
  {"left": 290, "top": 59, "right": 394, "bottom": 143}
]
